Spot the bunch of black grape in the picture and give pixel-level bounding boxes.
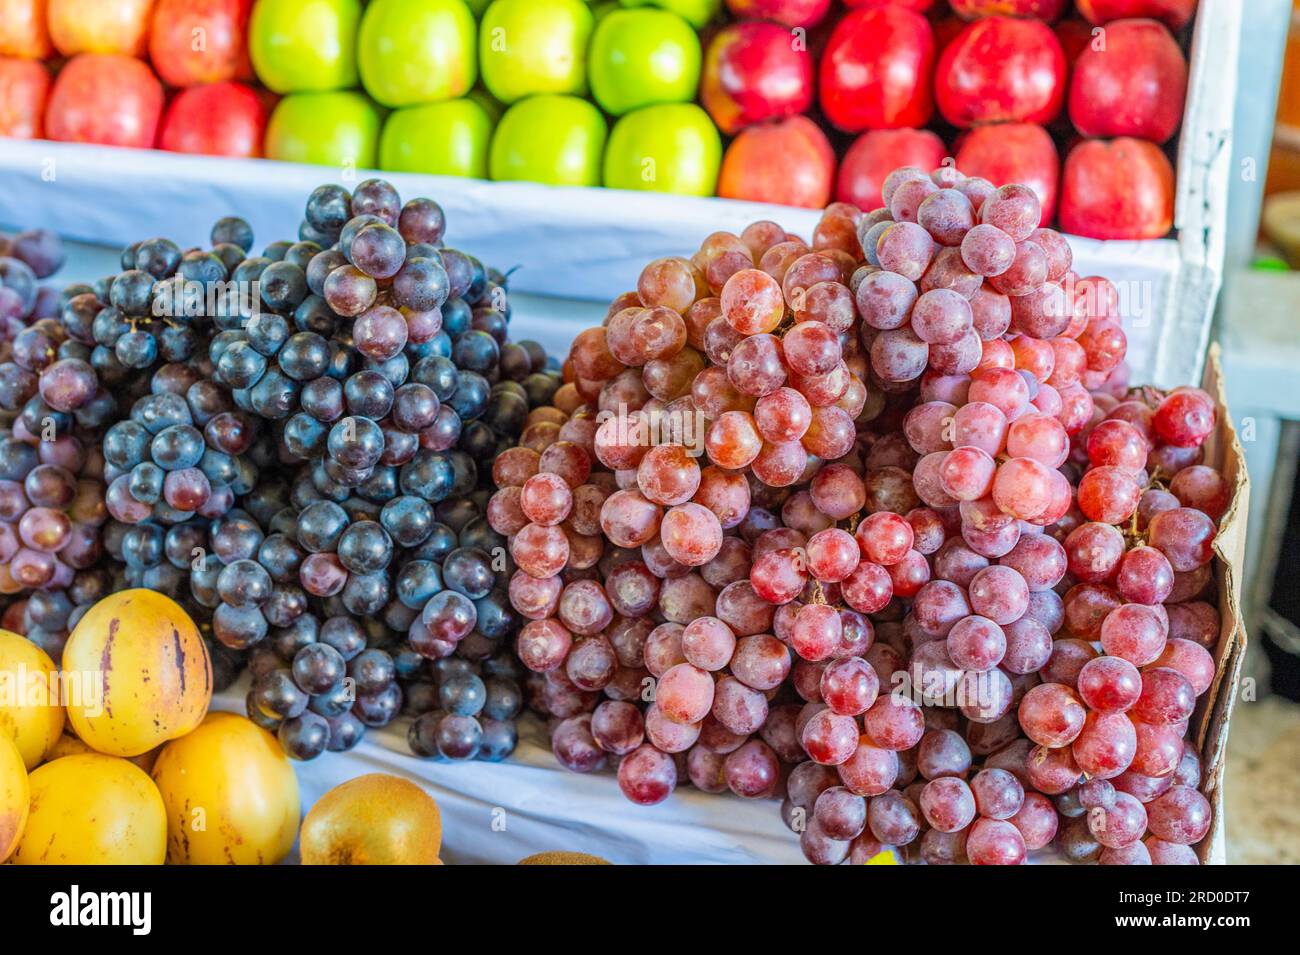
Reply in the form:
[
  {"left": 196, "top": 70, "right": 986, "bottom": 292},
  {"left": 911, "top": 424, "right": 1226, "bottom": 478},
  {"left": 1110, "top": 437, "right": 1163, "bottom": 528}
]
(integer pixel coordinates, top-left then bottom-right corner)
[
  {"left": 0, "top": 229, "right": 125, "bottom": 658},
  {"left": 1, "top": 227, "right": 66, "bottom": 341},
  {"left": 154, "top": 178, "right": 559, "bottom": 763}
]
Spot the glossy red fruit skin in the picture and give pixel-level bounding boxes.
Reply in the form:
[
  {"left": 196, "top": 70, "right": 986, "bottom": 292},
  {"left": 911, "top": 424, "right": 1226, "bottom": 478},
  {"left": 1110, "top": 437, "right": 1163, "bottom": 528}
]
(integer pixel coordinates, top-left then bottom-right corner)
[
  {"left": 0, "top": 57, "right": 50, "bottom": 139},
  {"left": 954, "top": 123, "right": 1059, "bottom": 226},
  {"left": 158, "top": 81, "right": 268, "bottom": 158},
  {"left": 718, "top": 116, "right": 836, "bottom": 210},
  {"left": 1068, "top": 18, "right": 1188, "bottom": 143},
  {"left": 45, "top": 53, "right": 164, "bottom": 149},
  {"left": 724, "top": 0, "right": 833, "bottom": 29},
  {"left": 935, "top": 17, "right": 1067, "bottom": 128},
  {"left": 845, "top": 0, "right": 936, "bottom": 8},
  {"left": 149, "top": 0, "right": 254, "bottom": 88},
  {"left": 1075, "top": 0, "right": 1197, "bottom": 32},
  {"left": 819, "top": 6, "right": 936, "bottom": 133},
  {"left": 836, "top": 128, "right": 949, "bottom": 211},
  {"left": 1059, "top": 138, "right": 1175, "bottom": 240},
  {"left": 701, "top": 21, "right": 815, "bottom": 135},
  {"left": 950, "top": 0, "right": 1069, "bottom": 17}
]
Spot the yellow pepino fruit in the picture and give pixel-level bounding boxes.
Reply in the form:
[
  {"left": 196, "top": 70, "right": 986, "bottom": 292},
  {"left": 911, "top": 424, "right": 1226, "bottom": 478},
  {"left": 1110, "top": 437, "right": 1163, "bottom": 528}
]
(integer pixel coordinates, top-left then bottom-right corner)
[
  {"left": 518, "top": 851, "right": 612, "bottom": 865},
  {"left": 61, "top": 590, "right": 211, "bottom": 757},
  {"left": 300, "top": 774, "right": 441, "bottom": 865},
  {"left": 13, "top": 753, "right": 166, "bottom": 864},
  {"left": 0, "top": 735, "right": 29, "bottom": 861},
  {"left": 150, "top": 713, "right": 300, "bottom": 865},
  {"left": 0, "top": 629, "right": 65, "bottom": 770}
]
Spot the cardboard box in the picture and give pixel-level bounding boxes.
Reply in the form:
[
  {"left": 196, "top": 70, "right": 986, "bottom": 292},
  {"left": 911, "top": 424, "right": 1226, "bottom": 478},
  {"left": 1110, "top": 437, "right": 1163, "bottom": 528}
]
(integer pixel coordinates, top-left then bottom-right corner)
[{"left": 1194, "top": 344, "right": 1251, "bottom": 864}]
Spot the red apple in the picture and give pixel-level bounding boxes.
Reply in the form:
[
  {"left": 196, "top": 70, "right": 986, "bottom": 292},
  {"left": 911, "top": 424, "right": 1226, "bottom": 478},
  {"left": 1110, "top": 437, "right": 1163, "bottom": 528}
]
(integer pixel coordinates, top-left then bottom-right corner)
[
  {"left": 836, "top": 128, "right": 948, "bottom": 210},
  {"left": 45, "top": 53, "right": 163, "bottom": 149},
  {"left": 819, "top": 6, "right": 935, "bottom": 133},
  {"left": 949, "top": 0, "right": 1067, "bottom": 18},
  {"left": 0, "top": 56, "right": 49, "bottom": 138},
  {"left": 149, "top": 0, "right": 254, "bottom": 88},
  {"left": 723, "top": 0, "right": 831, "bottom": 29},
  {"left": 0, "top": 1, "right": 53, "bottom": 58},
  {"left": 936, "top": 17, "right": 1065, "bottom": 128},
  {"left": 48, "top": 0, "right": 154, "bottom": 57},
  {"left": 159, "top": 80, "right": 266, "bottom": 157},
  {"left": 701, "top": 21, "right": 814, "bottom": 136},
  {"left": 718, "top": 115, "right": 835, "bottom": 209},
  {"left": 954, "top": 122, "right": 1059, "bottom": 225},
  {"left": 1060, "top": 137, "right": 1174, "bottom": 239},
  {"left": 844, "top": 0, "right": 936, "bottom": 9},
  {"left": 1068, "top": 18, "right": 1186, "bottom": 143},
  {"left": 1075, "top": 0, "right": 1197, "bottom": 31}
]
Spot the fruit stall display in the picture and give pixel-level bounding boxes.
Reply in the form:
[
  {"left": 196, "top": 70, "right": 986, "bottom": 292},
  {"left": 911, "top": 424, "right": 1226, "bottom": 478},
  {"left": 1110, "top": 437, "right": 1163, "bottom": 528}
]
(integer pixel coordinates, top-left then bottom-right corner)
[
  {"left": 0, "top": 1, "right": 1238, "bottom": 390},
  {"left": 0, "top": 0, "right": 1200, "bottom": 234},
  {"left": 0, "top": 153, "right": 1246, "bottom": 864}
]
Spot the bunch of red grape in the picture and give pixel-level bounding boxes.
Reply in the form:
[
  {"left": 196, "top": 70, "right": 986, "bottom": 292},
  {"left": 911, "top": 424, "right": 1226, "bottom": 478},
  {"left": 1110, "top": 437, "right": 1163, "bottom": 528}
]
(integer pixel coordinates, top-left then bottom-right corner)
[{"left": 529, "top": 161, "right": 1227, "bottom": 864}]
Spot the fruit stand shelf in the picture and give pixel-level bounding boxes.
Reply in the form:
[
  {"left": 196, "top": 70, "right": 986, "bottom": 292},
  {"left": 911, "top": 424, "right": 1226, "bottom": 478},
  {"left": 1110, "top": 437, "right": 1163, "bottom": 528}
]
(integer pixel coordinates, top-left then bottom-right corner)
[
  {"left": 211, "top": 685, "right": 807, "bottom": 865},
  {"left": 4, "top": 136, "right": 1209, "bottom": 389}
]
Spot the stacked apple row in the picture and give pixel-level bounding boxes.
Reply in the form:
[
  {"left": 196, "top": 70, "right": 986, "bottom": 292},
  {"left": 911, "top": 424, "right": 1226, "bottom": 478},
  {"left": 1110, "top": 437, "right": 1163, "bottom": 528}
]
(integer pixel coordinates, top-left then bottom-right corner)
[{"left": 0, "top": 0, "right": 1192, "bottom": 239}]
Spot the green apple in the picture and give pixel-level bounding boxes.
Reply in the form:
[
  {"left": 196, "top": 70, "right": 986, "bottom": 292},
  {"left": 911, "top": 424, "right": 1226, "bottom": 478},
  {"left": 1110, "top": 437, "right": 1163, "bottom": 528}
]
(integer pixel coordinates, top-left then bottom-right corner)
[
  {"left": 489, "top": 94, "right": 606, "bottom": 187},
  {"left": 358, "top": 0, "right": 477, "bottom": 108},
  {"left": 249, "top": 0, "right": 362, "bottom": 94},
  {"left": 604, "top": 103, "right": 720, "bottom": 196},
  {"left": 588, "top": 8, "right": 700, "bottom": 116},
  {"left": 479, "top": 0, "right": 592, "bottom": 104},
  {"left": 617, "top": 0, "right": 719, "bottom": 30},
  {"left": 380, "top": 99, "right": 493, "bottom": 178},
  {"left": 265, "top": 91, "right": 382, "bottom": 168}
]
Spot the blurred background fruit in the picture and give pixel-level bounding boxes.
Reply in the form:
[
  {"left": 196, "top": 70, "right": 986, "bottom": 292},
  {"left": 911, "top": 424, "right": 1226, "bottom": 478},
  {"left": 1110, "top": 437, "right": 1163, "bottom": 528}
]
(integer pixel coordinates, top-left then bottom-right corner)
[
  {"left": 62, "top": 590, "right": 212, "bottom": 758},
  {"left": 0, "top": 0, "right": 1204, "bottom": 234},
  {"left": 700, "top": 20, "right": 813, "bottom": 135},
  {"left": 479, "top": 0, "right": 592, "bottom": 104},
  {"left": 1067, "top": 16, "right": 1187, "bottom": 143},
  {"left": 718, "top": 115, "right": 833, "bottom": 208},
  {"left": 44, "top": 53, "right": 163, "bottom": 149},
  {"left": 158, "top": 80, "right": 268, "bottom": 157},
  {"left": 1060, "top": 135, "right": 1175, "bottom": 239},
  {"left": 604, "top": 101, "right": 721, "bottom": 195},
  {"left": 249, "top": 0, "right": 361, "bottom": 93},
  {"left": 955, "top": 121, "right": 1060, "bottom": 224},
  {"left": 588, "top": 6, "right": 700, "bottom": 116},
  {"left": 0, "top": 57, "right": 49, "bottom": 139},
  {"left": 12, "top": 753, "right": 166, "bottom": 864},
  {"left": 819, "top": 6, "right": 936, "bottom": 132},
  {"left": 836, "top": 127, "right": 947, "bottom": 210},
  {"left": 358, "top": 0, "right": 476, "bottom": 107},
  {"left": 264, "top": 89, "right": 380, "bottom": 165},
  {"left": 151, "top": 712, "right": 300, "bottom": 864},
  {"left": 935, "top": 16, "right": 1065, "bottom": 127},
  {"left": 490, "top": 93, "right": 606, "bottom": 186},
  {"left": 149, "top": 0, "right": 255, "bottom": 88},
  {"left": 622, "top": 0, "right": 720, "bottom": 30},
  {"left": 300, "top": 772, "right": 441, "bottom": 864},
  {"left": 0, "top": 0, "right": 54, "bottom": 59},
  {"left": 379, "top": 97, "right": 493, "bottom": 177},
  {"left": 49, "top": 0, "right": 154, "bottom": 57}
]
